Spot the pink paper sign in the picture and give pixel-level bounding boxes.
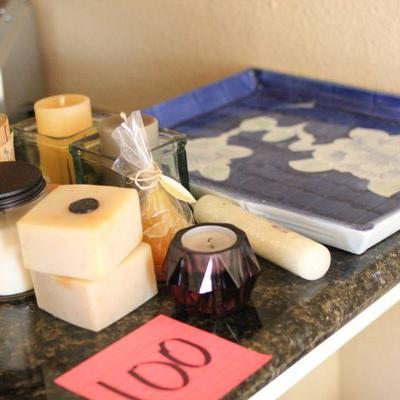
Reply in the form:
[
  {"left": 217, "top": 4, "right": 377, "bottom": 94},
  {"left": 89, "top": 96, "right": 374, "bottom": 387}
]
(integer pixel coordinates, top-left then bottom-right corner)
[{"left": 56, "top": 315, "right": 272, "bottom": 400}]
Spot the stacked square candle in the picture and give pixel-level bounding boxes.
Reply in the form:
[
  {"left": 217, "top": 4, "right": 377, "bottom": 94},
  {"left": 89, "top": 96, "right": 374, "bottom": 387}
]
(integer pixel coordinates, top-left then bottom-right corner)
[{"left": 17, "top": 185, "right": 158, "bottom": 332}]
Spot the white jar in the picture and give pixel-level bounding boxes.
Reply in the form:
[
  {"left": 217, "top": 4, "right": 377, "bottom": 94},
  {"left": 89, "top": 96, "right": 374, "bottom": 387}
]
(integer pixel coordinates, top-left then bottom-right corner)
[{"left": 0, "top": 161, "right": 46, "bottom": 300}]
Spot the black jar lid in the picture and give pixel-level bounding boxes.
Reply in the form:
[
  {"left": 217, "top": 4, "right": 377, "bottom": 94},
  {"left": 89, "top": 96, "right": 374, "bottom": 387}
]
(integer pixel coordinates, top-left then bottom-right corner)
[{"left": 0, "top": 161, "right": 46, "bottom": 211}]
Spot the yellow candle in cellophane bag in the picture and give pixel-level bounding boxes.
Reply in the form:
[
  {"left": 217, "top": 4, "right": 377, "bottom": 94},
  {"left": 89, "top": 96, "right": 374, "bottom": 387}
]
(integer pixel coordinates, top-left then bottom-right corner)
[
  {"left": 141, "top": 186, "right": 191, "bottom": 281},
  {"left": 110, "top": 111, "right": 194, "bottom": 281}
]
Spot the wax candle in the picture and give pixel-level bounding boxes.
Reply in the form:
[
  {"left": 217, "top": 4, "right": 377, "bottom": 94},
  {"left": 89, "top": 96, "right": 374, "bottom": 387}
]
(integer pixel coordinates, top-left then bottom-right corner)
[
  {"left": 110, "top": 111, "right": 193, "bottom": 282},
  {"left": 18, "top": 185, "right": 142, "bottom": 280},
  {"left": 17, "top": 183, "right": 157, "bottom": 332},
  {"left": 141, "top": 185, "right": 190, "bottom": 281},
  {"left": 181, "top": 225, "right": 237, "bottom": 252},
  {"left": 194, "top": 195, "right": 331, "bottom": 280},
  {"left": 165, "top": 223, "right": 261, "bottom": 315},
  {"left": 34, "top": 94, "right": 92, "bottom": 138},
  {"left": 30, "top": 243, "right": 157, "bottom": 332},
  {"left": 99, "top": 114, "right": 159, "bottom": 158},
  {"left": 34, "top": 94, "right": 93, "bottom": 184}
]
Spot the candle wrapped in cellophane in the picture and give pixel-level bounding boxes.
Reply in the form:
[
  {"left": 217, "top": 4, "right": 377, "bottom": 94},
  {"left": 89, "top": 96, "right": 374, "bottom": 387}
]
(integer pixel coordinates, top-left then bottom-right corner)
[{"left": 112, "top": 111, "right": 194, "bottom": 281}]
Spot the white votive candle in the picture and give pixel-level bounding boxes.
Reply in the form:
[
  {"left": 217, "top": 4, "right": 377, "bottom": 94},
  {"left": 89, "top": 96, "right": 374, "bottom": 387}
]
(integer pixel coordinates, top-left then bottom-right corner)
[
  {"left": 99, "top": 114, "right": 159, "bottom": 158},
  {"left": 181, "top": 225, "right": 237, "bottom": 253}
]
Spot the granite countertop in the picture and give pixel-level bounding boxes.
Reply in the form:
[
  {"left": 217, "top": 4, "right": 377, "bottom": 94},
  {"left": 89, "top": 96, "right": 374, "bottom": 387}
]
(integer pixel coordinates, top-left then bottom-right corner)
[{"left": 1, "top": 231, "right": 400, "bottom": 400}]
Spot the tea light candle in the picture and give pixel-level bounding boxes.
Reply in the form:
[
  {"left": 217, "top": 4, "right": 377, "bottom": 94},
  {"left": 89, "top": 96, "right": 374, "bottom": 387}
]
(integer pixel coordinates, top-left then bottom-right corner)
[
  {"left": 165, "top": 223, "right": 261, "bottom": 315},
  {"left": 34, "top": 94, "right": 93, "bottom": 138},
  {"left": 181, "top": 225, "right": 237, "bottom": 252}
]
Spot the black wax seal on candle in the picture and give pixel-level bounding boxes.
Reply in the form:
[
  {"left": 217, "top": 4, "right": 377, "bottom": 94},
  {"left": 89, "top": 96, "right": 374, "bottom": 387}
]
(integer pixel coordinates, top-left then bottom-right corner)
[{"left": 69, "top": 198, "right": 99, "bottom": 214}]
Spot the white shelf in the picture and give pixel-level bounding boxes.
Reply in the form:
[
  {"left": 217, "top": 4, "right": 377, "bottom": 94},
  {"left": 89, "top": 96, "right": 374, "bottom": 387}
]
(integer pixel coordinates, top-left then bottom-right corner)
[{"left": 250, "top": 283, "right": 400, "bottom": 400}]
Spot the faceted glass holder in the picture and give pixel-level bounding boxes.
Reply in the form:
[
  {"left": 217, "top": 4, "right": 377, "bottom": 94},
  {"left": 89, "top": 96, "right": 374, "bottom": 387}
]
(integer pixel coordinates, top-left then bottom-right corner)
[
  {"left": 12, "top": 117, "right": 96, "bottom": 184},
  {"left": 165, "top": 223, "right": 261, "bottom": 316}
]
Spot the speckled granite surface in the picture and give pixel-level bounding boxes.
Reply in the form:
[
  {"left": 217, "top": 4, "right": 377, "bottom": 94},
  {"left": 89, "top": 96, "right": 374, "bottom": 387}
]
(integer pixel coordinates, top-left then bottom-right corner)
[{"left": 1, "top": 231, "right": 400, "bottom": 400}]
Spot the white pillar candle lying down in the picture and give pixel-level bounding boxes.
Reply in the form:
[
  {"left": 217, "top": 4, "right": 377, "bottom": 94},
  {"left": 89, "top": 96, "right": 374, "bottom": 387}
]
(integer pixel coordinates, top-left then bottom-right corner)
[{"left": 193, "top": 195, "right": 331, "bottom": 280}]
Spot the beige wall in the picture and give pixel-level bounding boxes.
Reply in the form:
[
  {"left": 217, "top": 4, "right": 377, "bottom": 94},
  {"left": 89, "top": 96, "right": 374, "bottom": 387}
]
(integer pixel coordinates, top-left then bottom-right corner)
[{"left": 31, "top": 0, "right": 400, "bottom": 112}]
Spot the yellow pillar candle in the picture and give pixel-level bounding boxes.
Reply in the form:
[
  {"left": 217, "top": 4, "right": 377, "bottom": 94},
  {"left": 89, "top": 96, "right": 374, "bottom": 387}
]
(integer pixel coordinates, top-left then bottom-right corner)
[
  {"left": 34, "top": 94, "right": 92, "bottom": 138},
  {"left": 34, "top": 94, "right": 93, "bottom": 184}
]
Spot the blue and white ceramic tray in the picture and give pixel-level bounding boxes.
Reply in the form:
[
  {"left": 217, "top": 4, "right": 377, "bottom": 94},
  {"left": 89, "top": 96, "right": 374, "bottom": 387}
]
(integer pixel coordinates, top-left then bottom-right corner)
[{"left": 145, "top": 69, "right": 400, "bottom": 254}]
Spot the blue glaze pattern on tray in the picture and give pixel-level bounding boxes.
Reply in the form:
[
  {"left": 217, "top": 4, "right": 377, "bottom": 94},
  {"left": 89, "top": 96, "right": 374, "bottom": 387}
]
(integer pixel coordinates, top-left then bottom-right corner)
[{"left": 145, "top": 69, "right": 400, "bottom": 234}]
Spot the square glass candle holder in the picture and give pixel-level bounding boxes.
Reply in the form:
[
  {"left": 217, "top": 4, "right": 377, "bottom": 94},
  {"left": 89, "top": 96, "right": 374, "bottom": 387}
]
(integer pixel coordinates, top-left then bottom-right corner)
[
  {"left": 12, "top": 117, "right": 102, "bottom": 184},
  {"left": 69, "top": 128, "right": 190, "bottom": 190},
  {"left": 12, "top": 113, "right": 190, "bottom": 189}
]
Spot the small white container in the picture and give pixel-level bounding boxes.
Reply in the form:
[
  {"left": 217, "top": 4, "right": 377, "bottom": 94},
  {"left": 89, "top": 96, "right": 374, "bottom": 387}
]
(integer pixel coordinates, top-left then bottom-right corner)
[{"left": 0, "top": 161, "right": 46, "bottom": 300}]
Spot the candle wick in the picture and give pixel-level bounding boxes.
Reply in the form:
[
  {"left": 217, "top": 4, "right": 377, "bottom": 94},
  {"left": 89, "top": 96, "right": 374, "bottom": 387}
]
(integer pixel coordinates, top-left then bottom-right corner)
[
  {"left": 59, "top": 95, "right": 66, "bottom": 107},
  {"left": 208, "top": 237, "right": 215, "bottom": 249}
]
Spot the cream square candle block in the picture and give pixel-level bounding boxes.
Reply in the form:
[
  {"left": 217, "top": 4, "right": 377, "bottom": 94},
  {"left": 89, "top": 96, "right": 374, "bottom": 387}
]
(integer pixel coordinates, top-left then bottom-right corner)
[
  {"left": 31, "top": 242, "right": 157, "bottom": 332},
  {"left": 18, "top": 184, "right": 142, "bottom": 280}
]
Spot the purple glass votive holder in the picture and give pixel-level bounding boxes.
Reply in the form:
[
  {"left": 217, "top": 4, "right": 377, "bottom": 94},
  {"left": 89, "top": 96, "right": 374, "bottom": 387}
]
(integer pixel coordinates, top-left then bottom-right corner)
[{"left": 165, "top": 223, "right": 261, "bottom": 316}]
